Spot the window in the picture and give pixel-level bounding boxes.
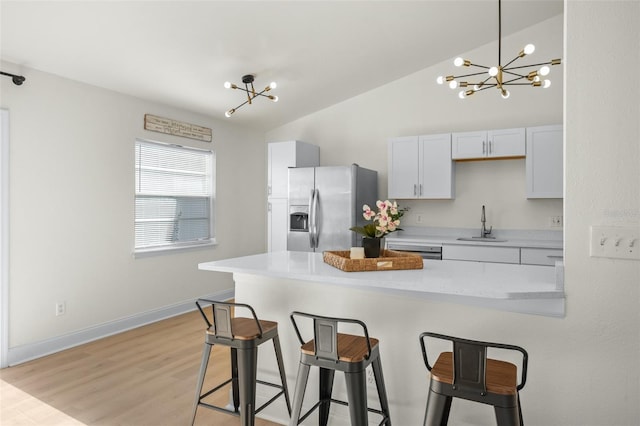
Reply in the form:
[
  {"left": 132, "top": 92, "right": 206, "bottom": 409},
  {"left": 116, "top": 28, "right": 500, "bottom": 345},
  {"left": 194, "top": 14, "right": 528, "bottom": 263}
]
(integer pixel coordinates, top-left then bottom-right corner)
[{"left": 135, "top": 139, "right": 215, "bottom": 253}]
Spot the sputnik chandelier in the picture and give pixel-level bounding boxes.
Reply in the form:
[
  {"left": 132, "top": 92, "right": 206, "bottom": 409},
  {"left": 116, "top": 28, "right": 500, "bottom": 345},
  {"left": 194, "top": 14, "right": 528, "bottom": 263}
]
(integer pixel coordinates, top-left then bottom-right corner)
[
  {"left": 436, "top": 0, "right": 561, "bottom": 99},
  {"left": 224, "top": 74, "right": 278, "bottom": 117}
]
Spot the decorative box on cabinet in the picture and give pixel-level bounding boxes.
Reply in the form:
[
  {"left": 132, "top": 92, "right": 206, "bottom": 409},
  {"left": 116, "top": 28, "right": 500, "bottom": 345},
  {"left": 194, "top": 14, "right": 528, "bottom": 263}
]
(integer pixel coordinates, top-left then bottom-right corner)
[
  {"left": 388, "top": 133, "right": 454, "bottom": 199},
  {"left": 526, "top": 125, "right": 563, "bottom": 199},
  {"left": 452, "top": 127, "right": 525, "bottom": 160}
]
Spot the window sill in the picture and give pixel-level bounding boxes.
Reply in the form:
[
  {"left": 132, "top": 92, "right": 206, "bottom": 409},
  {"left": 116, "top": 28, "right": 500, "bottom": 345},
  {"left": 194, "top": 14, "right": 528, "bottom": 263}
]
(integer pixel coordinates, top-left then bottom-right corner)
[{"left": 134, "top": 239, "right": 217, "bottom": 258}]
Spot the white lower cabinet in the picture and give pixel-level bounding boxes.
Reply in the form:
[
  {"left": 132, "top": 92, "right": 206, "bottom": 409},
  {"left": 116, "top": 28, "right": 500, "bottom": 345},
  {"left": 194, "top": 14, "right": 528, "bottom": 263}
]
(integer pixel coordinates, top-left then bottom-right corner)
[
  {"left": 520, "top": 248, "right": 563, "bottom": 266},
  {"left": 442, "top": 245, "right": 520, "bottom": 264},
  {"left": 267, "top": 198, "right": 288, "bottom": 252}
]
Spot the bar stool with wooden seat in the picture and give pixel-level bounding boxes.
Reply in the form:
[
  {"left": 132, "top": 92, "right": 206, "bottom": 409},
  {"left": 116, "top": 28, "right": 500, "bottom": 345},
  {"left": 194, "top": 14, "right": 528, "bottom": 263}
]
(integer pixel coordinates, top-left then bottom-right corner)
[
  {"left": 419, "top": 332, "right": 528, "bottom": 426},
  {"left": 289, "top": 311, "right": 392, "bottom": 426},
  {"left": 191, "top": 299, "right": 291, "bottom": 426}
]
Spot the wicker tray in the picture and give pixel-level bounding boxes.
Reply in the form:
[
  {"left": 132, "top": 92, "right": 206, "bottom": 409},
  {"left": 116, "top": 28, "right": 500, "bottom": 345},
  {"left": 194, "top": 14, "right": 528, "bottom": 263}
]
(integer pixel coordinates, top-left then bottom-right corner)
[{"left": 323, "top": 249, "right": 424, "bottom": 272}]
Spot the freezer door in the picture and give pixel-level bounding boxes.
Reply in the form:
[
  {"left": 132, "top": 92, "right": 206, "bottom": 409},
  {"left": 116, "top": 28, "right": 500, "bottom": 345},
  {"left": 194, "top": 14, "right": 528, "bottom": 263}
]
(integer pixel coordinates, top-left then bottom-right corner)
[
  {"left": 314, "top": 166, "right": 355, "bottom": 251},
  {"left": 287, "top": 167, "right": 315, "bottom": 252}
]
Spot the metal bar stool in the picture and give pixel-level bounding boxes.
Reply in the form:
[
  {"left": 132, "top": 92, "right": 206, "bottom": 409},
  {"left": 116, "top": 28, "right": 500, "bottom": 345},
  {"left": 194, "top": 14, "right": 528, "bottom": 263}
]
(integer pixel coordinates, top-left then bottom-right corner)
[
  {"left": 419, "top": 332, "right": 528, "bottom": 426},
  {"left": 289, "top": 311, "right": 392, "bottom": 426},
  {"left": 190, "top": 299, "right": 291, "bottom": 426}
]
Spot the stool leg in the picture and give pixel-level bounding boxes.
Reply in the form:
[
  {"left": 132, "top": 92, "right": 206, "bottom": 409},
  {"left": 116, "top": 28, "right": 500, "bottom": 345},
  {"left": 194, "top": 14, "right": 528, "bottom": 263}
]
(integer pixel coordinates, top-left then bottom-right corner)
[
  {"left": 423, "top": 387, "right": 451, "bottom": 426},
  {"left": 344, "top": 369, "right": 368, "bottom": 426},
  {"left": 190, "top": 343, "right": 212, "bottom": 426},
  {"left": 237, "top": 347, "right": 258, "bottom": 426},
  {"left": 272, "top": 335, "right": 292, "bottom": 414},
  {"left": 494, "top": 405, "right": 520, "bottom": 426},
  {"left": 289, "top": 362, "right": 311, "bottom": 426},
  {"left": 318, "top": 367, "right": 335, "bottom": 426},
  {"left": 372, "top": 357, "right": 392, "bottom": 426},
  {"left": 231, "top": 348, "right": 240, "bottom": 412},
  {"left": 517, "top": 393, "right": 524, "bottom": 426}
]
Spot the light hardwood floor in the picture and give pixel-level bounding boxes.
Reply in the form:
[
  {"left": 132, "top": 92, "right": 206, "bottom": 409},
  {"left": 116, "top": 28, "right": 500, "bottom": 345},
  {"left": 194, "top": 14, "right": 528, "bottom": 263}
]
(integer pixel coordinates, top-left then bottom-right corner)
[{"left": 0, "top": 310, "right": 283, "bottom": 425}]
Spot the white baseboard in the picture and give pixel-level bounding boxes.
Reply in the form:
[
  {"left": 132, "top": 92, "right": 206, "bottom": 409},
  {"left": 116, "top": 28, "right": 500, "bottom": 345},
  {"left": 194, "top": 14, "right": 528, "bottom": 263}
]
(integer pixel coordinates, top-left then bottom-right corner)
[{"left": 7, "top": 289, "right": 234, "bottom": 366}]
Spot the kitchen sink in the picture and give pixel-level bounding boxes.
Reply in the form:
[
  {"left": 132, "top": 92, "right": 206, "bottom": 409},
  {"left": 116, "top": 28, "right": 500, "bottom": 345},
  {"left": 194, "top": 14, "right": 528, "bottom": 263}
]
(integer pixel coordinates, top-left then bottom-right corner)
[{"left": 457, "top": 237, "right": 508, "bottom": 243}]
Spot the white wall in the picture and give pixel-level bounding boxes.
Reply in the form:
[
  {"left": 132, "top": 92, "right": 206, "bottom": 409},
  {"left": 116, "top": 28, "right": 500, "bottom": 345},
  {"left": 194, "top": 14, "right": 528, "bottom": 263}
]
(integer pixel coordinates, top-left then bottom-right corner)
[
  {"left": 264, "top": 3, "right": 640, "bottom": 424},
  {"left": 266, "top": 15, "right": 564, "bottom": 231},
  {"left": 0, "top": 62, "right": 265, "bottom": 357}
]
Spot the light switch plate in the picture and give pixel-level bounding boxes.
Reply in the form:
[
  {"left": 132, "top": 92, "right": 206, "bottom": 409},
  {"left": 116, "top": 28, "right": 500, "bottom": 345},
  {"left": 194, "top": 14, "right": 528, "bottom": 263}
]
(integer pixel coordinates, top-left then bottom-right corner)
[{"left": 590, "top": 226, "right": 640, "bottom": 260}]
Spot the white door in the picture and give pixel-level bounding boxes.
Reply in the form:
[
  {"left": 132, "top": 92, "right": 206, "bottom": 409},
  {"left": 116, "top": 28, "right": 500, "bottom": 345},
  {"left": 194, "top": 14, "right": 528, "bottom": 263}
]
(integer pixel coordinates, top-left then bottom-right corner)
[
  {"left": 488, "top": 127, "right": 526, "bottom": 158},
  {"left": 0, "top": 109, "right": 9, "bottom": 368},
  {"left": 451, "top": 131, "right": 486, "bottom": 159}
]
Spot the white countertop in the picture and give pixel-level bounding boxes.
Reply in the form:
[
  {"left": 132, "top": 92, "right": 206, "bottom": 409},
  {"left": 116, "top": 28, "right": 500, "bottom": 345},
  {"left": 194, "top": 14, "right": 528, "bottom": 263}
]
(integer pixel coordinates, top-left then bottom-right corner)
[
  {"left": 385, "top": 233, "right": 563, "bottom": 250},
  {"left": 198, "top": 251, "right": 563, "bottom": 301}
]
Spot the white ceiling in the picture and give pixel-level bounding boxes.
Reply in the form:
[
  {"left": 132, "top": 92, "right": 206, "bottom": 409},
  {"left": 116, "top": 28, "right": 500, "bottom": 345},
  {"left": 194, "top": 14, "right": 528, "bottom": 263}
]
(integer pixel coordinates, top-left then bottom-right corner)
[{"left": 1, "top": 0, "right": 563, "bottom": 131}]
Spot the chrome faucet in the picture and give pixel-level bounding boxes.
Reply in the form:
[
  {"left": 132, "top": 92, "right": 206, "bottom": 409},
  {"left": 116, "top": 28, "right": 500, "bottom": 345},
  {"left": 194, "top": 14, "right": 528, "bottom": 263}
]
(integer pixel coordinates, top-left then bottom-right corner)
[{"left": 480, "top": 205, "right": 493, "bottom": 238}]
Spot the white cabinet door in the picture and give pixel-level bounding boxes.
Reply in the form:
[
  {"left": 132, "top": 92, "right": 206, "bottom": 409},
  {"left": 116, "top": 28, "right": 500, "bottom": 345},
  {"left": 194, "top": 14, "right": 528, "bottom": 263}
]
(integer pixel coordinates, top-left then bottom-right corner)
[
  {"left": 488, "top": 127, "right": 526, "bottom": 158},
  {"left": 452, "top": 128, "right": 525, "bottom": 159},
  {"left": 442, "top": 244, "right": 521, "bottom": 264},
  {"left": 419, "top": 134, "right": 454, "bottom": 199},
  {"left": 388, "top": 136, "right": 420, "bottom": 198},
  {"left": 267, "top": 198, "right": 288, "bottom": 252},
  {"left": 526, "top": 125, "right": 563, "bottom": 198},
  {"left": 520, "top": 247, "right": 563, "bottom": 266},
  {"left": 451, "top": 131, "right": 486, "bottom": 159},
  {"left": 388, "top": 135, "right": 454, "bottom": 199},
  {"left": 267, "top": 141, "right": 319, "bottom": 198}
]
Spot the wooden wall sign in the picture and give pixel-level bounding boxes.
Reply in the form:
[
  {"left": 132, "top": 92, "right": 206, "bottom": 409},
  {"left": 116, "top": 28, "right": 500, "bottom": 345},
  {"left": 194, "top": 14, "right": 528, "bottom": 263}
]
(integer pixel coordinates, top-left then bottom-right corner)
[{"left": 144, "top": 114, "right": 212, "bottom": 142}]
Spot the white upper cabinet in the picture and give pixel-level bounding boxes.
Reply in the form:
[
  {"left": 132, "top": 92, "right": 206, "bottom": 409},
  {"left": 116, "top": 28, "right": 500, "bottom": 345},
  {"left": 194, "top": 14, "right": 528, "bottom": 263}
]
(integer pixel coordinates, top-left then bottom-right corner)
[
  {"left": 452, "top": 127, "right": 525, "bottom": 160},
  {"left": 526, "top": 124, "right": 563, "bottom": 198},
  {"left": 388, "top": 134, "right": 454, "bottom": 199},
  {"left": 267, "top": 140, "right": 319, "bottom": 199}
]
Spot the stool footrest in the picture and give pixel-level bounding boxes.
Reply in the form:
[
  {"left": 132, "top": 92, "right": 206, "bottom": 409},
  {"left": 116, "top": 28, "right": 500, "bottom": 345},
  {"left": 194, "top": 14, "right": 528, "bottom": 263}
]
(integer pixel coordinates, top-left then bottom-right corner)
[
  {"left": 296, "top": 397, "right": 389, "bottom": 425},
  {"left": 197, "top": 378, "right": 287, "bottom": 416}
]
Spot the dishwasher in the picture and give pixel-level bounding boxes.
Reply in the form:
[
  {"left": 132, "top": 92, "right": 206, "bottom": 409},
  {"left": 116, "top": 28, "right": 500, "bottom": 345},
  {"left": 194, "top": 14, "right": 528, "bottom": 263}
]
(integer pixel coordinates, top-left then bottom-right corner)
[{"left": 386, "top": 242, "right": 442, "bottom": 260}]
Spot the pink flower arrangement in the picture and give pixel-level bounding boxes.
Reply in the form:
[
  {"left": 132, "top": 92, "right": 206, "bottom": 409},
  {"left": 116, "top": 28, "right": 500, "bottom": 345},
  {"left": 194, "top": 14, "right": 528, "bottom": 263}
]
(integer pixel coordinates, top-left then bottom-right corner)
[{"left": 350, "top": 200, "right": 407, "bottom": 238}]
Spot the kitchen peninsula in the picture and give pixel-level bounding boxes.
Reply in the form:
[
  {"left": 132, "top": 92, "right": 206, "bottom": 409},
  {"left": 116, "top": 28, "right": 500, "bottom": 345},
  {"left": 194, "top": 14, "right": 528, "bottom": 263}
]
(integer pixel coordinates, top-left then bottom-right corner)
[{"left": 198, "top": 251, "right": 564, "bottom": 425}]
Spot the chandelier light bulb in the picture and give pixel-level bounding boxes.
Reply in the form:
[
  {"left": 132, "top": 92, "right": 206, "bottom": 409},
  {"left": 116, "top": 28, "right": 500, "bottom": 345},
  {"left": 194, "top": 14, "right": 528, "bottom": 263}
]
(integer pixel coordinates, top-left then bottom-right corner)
[
  {"left": 489, "top": 67, "right": 499, "bottom": 77},
  {"left": 224, "top": 81, "right": 232, "bottom": 89},
  {"left": 524, "top": 44, "right": 535, "bottom": 55},
  {"left": 454, "top": 57, "right": 464, "bottom": 67},
  {"left": 225, "top": 109, "right": 235, "bottom": 118},
  {"left": 271, "top": 95, "right": 279, "bottom": 102},
  {"left": 458, "top": 90, "right": 466, "bottom": 99},
  {"left": 543, "top": 79, "right": 551, "bottom": 88},
  {"left": 449, "top": 80, "right": 458, "bottom": 89},
  {"left": 534, "top": 76, "right": 541, "bottom": 82},
  {"left": 539, "top": 66, "right": 550, "bottom": 76},
  {"left": 269, "top": 82, "right": 277, "bottom": 89},
  {"left": 501, "top": 89, "right": 510, "bottom": 99},
  {"left": 436, "top": 76, "right": 445, "bottom": 85}
]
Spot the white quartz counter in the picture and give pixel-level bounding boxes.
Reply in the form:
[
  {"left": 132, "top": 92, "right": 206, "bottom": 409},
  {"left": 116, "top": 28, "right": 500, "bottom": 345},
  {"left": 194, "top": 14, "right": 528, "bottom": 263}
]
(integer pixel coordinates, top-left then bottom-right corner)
[
  {"left": 199, "top": 251, "right": 565, "bottom": 317},
  {"left": 385, "top": 234, "right": 563, "bottom": 249}
]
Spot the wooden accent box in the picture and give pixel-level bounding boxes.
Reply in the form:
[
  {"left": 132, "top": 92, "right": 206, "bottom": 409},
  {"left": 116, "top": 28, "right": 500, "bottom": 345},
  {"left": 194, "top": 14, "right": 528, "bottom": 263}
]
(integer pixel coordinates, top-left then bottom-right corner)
[{"left": 323, "top": 249, "right": 424, "bottom": 272}]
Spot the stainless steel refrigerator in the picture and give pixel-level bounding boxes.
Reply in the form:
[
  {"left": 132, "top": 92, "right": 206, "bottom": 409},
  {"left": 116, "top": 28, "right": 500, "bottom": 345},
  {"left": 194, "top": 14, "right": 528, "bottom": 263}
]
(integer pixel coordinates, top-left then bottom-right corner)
[{"left": 287, "top": 164, "right": 378, "bottom": 252}]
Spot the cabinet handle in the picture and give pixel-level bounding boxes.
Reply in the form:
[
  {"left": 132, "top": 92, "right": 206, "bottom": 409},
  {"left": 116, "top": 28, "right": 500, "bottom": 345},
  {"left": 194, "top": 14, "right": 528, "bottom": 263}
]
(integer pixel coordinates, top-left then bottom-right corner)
[
  {"left": 268, "top": 202, "right": 271, "bottom": 212},
  {"left": 419, "top": 184, "right": 423, "bottom": 196},
  {"left": 413, "top": 184, "right": 417, "bottom": 196},
  {"left": 482, "top": 141, "right": 486, "bottom": 155},
  {"left": 268, "top": 185, "right": 272, "bottom": 195},
  {"left": 489, "top": 140, "right": 493, "bottom": 155}
]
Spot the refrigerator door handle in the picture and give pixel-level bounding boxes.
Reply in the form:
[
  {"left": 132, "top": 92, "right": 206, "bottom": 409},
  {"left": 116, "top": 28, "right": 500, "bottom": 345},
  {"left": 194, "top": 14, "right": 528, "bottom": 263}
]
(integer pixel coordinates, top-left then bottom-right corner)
[
  {"left": 310, "top": 188, "right": 319, "bottom": 248},
  {"left": 309, "top": 189, "right": 316, "bottom": 248}
]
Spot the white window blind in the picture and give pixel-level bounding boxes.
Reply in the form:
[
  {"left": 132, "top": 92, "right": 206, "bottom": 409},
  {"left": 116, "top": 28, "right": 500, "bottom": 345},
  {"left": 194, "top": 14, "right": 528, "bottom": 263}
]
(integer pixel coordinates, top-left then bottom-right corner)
[{"left": 135, "top": 140, "right": 214, "bottom": 251}]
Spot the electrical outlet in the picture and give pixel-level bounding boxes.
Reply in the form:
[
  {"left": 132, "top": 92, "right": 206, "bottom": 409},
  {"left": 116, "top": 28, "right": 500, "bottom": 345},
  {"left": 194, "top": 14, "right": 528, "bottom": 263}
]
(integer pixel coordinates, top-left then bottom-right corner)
[
  {"left": 416, "top": 214, "right": 423, "bottom": 224},
  {"left": 55, "top": 301, "right": 66, "bottom": 316},
  {"left": 549, "top": 216, "right": 563, "bottom": 227},
  {"left": 367, "top": 368, "right": 375, "bottom": 386}
]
